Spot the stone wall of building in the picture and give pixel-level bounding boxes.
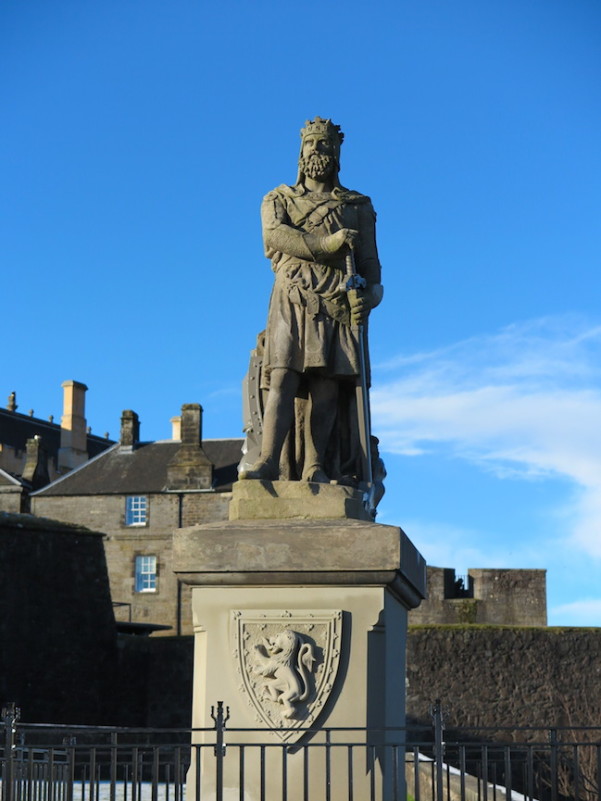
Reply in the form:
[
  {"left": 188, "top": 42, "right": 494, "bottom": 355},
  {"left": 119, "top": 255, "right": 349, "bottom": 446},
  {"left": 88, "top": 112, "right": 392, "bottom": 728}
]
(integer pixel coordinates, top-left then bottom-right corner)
[
  {"left": 0, "top": 512, "right": 118, "bottom": 724},
  {"left": 0, "top": 484, "right": 24, "bottom": 513},
  {"left": 32, "top": 491, "right": 232, "bottom": 634},
  {"left": 181, "top": 492, "right": 231, "bottom": 527},
  {"left": 409, "top": 567, "right": 547, "bottom": 626},
  {"left": 406, "top": 625, "right": 601, "bottom": 732}
]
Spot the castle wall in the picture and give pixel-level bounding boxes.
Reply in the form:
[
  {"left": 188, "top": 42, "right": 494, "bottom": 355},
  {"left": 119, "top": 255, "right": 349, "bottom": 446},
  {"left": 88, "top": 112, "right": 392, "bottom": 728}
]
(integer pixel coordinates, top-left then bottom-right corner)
[
  {"left": 0, "top": 512, "right": 118, "bottom": 724},
  {"left": 115, "top": 634, "right": 194, "bottom": 727},
  {"left": 112, "top": 625, "right": 601, "bottom": 729},
  {"left": 409, "top": 567, "right": 547, "bottom": 626},
  {"left": 406, "top": 625, "right": 601, "bottom": 731}
]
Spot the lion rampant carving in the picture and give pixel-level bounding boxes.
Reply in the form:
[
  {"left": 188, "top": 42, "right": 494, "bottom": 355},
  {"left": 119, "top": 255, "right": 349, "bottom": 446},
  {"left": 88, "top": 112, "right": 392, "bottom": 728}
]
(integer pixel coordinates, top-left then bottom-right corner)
[{"left": 253, "top": 629, "right": 316, "bottom": 719}]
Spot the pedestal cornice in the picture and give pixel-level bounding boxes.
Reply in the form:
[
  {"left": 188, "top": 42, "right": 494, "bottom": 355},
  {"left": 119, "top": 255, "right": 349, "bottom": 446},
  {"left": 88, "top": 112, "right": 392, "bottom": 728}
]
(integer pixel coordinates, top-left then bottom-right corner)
[{"left": 173, "top": 517, "right": 427, "bottom": 610}]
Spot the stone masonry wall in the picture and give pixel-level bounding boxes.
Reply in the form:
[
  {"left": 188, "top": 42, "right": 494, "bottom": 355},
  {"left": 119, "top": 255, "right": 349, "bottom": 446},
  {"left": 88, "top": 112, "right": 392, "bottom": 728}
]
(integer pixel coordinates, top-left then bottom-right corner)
[
  {"left": 407, "top": 625, "right": 601, "bottom": 732},
  {"left": 409, "top": 567, "right": 547, "bottom": 626},
  {"left": 32, "top": 492, "right": 232, "bottom": 635},
  {"left": 115, "top": 635, "right": 194, "bottom": 727},
  {"left": 470, "top": 568, "right": 547, "bottom": 625},
  {"left": 0, "top": 486, "right": 24, "bottom": 513},
  {"left": 0, "top": 512, "right": 118, "bottom": 724},
  {"left": 106, "top": 624, "right": 601, "bottom": 731},
  {"left": 182, "top": 492, "right": 231, "bottom": 527}
]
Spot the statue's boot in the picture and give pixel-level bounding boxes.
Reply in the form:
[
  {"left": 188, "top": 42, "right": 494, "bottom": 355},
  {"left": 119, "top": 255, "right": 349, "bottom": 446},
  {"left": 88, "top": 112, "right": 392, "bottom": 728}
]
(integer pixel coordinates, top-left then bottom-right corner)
[
  {"left": 239, "top": 456, "right": 278, "bottom": 481},
  {"left": 302, "top": 464, "right": 330, "bottom": 484}
]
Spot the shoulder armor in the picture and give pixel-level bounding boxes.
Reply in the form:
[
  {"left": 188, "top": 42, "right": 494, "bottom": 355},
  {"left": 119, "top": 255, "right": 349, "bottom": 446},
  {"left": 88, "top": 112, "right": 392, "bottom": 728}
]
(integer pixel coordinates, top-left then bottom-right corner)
[
  {"left": 261, "top": 187, "right": 289, "bottom": 230},
  {"left": 263, "top": 184, "right": 297, "bottom": 202}
]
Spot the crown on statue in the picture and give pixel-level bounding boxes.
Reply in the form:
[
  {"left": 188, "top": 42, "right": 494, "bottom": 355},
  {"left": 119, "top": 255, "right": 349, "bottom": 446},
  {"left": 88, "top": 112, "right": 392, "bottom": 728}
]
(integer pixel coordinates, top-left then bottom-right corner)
[{"left": 300, "top": 117, "right": 344, "bottom": 146}]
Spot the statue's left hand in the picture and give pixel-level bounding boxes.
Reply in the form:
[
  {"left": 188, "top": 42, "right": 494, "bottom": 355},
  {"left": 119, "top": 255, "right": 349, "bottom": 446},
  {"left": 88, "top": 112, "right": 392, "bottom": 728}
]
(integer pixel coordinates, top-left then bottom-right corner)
[{"left": 348, "top": 289, "right": 369, "bottom": 326}]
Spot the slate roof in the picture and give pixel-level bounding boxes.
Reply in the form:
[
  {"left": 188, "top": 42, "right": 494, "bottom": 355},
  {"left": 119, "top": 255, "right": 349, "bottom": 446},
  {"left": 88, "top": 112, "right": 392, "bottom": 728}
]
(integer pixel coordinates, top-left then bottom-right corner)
[
  {"left": 0, "top": 468, "right": 26, "bottom": 488},
  {"left": 0, "top": 408, "right": 113, "bottom": 461},
  {"left": 34, "top": 438, "right": 243, "bottom": 496}
]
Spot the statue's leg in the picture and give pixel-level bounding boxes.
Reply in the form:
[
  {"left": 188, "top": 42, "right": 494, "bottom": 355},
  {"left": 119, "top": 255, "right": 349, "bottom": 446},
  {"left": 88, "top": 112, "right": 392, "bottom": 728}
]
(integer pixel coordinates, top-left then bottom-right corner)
[
  {"left": 239, "top": 368, "right": 299, "bottom": 480},
  {"left": 302, "top": 376, "right": 338, "bottom": 483}
]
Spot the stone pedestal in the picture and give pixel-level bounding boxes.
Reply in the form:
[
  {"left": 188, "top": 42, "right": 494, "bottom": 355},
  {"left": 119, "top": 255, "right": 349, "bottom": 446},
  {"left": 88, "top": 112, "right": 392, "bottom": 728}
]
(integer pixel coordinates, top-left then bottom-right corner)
[
  {"left": 173, "top": 487, "right": 426, "bottom": 801},
  {"left": 229, "top": 479, "right": 373, "bottom": 522}
]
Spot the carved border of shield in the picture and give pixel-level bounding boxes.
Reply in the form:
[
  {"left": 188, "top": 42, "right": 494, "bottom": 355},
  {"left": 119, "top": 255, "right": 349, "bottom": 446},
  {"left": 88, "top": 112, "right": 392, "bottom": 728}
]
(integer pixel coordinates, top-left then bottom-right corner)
[{"left": 232, "top": 609, "right": 343, "bottom": 742}]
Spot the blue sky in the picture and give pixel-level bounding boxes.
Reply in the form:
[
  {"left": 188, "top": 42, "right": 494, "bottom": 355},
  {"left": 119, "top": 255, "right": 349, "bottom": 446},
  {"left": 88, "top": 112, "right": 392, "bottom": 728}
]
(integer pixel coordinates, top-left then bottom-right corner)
[{"left": 2, "top": 0, "right": 601, "bottom": 625}]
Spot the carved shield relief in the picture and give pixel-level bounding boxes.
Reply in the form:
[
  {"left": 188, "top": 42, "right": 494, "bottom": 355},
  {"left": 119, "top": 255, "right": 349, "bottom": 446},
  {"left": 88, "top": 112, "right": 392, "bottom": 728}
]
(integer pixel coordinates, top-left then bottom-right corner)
[{"left": 232, "top": 609, "right": 343, "bottom": 742}]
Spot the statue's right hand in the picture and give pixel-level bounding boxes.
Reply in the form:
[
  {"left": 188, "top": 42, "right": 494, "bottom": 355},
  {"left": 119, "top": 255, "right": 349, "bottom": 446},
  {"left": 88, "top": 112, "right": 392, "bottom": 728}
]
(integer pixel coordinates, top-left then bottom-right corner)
[{"left": 322, "top": 228, "right": 358, "bottom": 254}]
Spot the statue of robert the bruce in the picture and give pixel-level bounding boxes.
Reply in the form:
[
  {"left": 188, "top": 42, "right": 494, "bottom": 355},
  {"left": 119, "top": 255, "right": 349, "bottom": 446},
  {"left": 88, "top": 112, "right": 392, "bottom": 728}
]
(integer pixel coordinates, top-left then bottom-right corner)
[{"left": 239, "top": 118, "right": 384, "bottom": 487}]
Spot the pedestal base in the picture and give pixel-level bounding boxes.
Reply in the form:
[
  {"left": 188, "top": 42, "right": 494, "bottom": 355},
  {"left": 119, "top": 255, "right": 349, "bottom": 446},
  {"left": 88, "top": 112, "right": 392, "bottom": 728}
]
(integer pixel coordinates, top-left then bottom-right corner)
[
  {"left": 189, "top": 586, "right": 407, "bottom": 801},
  {"left": 173, "top": 517, "right": 426, "bottom": 801}
]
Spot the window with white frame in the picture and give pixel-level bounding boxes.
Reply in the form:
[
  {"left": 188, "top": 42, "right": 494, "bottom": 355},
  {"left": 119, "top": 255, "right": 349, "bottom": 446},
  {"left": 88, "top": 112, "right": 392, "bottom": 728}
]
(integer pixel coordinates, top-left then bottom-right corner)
[
  {"left": 135, "top": 555, "right": 157, "bottom": 592},
  {"left": 125, "top": 495, "right": 147, "bottom": 526}
]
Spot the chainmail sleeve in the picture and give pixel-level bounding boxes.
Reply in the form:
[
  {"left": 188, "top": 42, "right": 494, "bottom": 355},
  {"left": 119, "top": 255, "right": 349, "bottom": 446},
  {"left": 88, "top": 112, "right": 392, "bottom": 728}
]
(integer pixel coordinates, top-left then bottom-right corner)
[{"left": 261, "top": 190, "right": 316, "bottom": 261}]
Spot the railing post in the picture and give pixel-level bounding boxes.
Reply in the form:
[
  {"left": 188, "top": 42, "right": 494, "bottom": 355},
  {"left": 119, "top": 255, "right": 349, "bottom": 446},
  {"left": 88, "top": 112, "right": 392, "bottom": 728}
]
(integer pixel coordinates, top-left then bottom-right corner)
[
  {"left": 549, "top": 727, "right": 558, "bottom": 801},
  {"left": 63, "top": 736, "right": 77, "bottom": 801},
  {"left": 211, "top": 701, "right": 230, "bottom": 801},
  {"left": 2, "top": 703, "right": 20, "bottom": 801},
  {"left": 430, "top": 700, "right": 445, "bottom": 801}
]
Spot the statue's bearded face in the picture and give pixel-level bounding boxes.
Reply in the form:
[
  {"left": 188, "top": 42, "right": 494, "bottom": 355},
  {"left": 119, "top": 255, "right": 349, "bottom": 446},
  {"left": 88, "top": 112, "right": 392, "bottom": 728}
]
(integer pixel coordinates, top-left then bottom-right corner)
[
  {"left": 300, "top": 152, "right": 336, "bottom": 180},
  {"left": 299, "top": 133, "right": 337, "bottom": 181}
]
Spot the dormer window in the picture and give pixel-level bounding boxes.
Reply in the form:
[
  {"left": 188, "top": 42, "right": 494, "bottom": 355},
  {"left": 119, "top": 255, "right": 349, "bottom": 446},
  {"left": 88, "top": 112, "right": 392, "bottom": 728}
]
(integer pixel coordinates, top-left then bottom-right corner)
[{"left": 125, "top": 495, "right": 147, "bottom": 526}]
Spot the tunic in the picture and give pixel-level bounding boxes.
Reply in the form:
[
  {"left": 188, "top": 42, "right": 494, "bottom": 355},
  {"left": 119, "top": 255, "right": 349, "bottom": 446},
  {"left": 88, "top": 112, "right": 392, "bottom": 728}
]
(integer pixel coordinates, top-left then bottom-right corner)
[{"left": 261, "top": 183, "right": 381, "bottom": 388}]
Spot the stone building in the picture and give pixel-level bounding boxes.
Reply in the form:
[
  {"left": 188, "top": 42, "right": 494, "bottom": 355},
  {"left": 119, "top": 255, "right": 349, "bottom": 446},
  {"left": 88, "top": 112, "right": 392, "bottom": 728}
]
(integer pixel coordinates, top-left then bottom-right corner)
[
  {"left": 0, "top": 380, "right": 113, "bottom": 511},
  {"left": 32, "top": 404, "right": 242, "bottom": 635},
  {"left": 409, "top": 565, "right": 547, "bottom": 626}
]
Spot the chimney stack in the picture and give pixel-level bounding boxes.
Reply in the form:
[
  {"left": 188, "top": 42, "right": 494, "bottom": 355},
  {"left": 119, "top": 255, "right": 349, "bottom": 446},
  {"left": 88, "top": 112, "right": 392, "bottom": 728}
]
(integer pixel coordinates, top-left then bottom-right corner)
[
  {"left": 58, "top": 380, "right": 88, "bottom": 472},
  {"left": 181, "top": 404, "right": 202, "bottom": 445},
  {"left": 120, "top": 410, "right": 140, "bottom": 450},
  {"left": 22, "top": 435, "right": 50, "bottom": 490},
  {"left": 166, "top": 403, "right": 212, "bottom": 489}
]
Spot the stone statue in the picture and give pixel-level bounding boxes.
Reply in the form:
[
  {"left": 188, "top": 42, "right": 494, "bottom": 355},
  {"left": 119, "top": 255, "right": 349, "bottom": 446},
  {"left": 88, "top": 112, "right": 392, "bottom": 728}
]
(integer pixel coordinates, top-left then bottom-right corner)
[{"left": 239, "top": 118, "right": 383, "bottom": 491}]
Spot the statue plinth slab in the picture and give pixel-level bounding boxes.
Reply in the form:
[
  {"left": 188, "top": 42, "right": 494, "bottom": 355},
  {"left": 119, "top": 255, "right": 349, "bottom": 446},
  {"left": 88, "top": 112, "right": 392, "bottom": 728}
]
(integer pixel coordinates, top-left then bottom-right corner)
[
  {"left": 229, "top": 479, "right": 373, "bottom": 521},
  {"left": 174, "top": 515, "right": 426, "bottom": 801}
]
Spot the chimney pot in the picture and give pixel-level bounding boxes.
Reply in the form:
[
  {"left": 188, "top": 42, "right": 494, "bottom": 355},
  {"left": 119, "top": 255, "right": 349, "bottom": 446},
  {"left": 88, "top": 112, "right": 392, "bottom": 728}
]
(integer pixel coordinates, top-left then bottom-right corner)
[{"left": 170, "top": 416, "right": 182, "bottom": 441}]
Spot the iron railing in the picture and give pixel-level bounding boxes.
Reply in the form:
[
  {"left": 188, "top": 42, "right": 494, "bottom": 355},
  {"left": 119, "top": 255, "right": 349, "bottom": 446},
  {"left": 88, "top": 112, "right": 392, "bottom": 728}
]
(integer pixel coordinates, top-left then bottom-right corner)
[{"left": 2, "top": 701, "right": 601, "bottom": 801}]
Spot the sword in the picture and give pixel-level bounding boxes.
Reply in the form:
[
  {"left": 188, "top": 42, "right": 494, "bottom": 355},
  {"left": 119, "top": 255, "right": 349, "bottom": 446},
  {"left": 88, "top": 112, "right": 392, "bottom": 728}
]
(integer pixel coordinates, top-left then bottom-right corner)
[{"left": 345, "top": 247, "right": 376, "bottom": 519}]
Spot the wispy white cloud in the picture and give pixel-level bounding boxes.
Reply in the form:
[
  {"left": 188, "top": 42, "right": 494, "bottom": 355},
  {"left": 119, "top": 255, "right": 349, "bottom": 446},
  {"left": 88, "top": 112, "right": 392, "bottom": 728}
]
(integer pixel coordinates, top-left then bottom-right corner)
[
  {"left": 372, "top": 315, "right": 601, "bottom": 559},
  {"left": 207, "top": 385, "right": 240, "bottom": 399},
  {"left": 550, "top": 599, "right": 601, "bottom": 626},
  {"left": 395, "top": 519, "right": 545, "bottom": 574}
]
